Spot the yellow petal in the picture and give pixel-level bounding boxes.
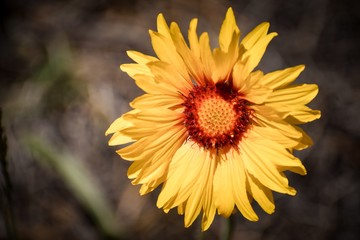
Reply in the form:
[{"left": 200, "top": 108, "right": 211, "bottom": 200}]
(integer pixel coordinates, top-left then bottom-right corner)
[
  {"left": 126, "top": 50, "right": 158, "bottom": 64},
  {"left": 252, "top": 105, "right": 303, "bottom": 140},
  {"left": 135, "top": 163, "right": 167, "bottom": 186},
  {"left": 132, "top": 128, "right": 187, "bottom": 186},
  {"left": 199, "top": 32, "right": 215, "bottom": 82},
  {"left": 177, "top": 202, "right": 185, "bottom": 215},
  {"left": 123, "top": 108, "right": 183, "bottom": 125},
  {"left": 231, "top": 149, "right": 259, "bottom": 221},
  {"left": 240, "top": 22, "right": 270, "bottom": 52},
  {"left": 157, "top": 142, "right": 204, "bottom": 209},
  {"left": 241, "top": 132, "right": 297, "bottom": 195},
  {"left": 247, "top": 128, "right": 307, "bottom": 175},
  {"left": 149, "top": 30, "right": 190, "bottom": 82},
  {"left": 170, "top": 22, "right": 205, "bottom": 85},
  {"left": 127, "top": 160, "right": 145, "bottom": 179},
  {"left": 236, "top": 69, "right": 263, "bottom": 93},
  {"left": 117, "top": 125, "right": 184, "bottom": 161},
  {"left": 264, "top": 83, "right": 320, "bottom": 125},
  {"left": 246, "top": 173, "right": 275, "bottom": 214},
  {"left": 120, "top": 107, "right": 184, "bottom": 137},
  {"left": 241, "top": 32, "right": 278, "bottom": 77},
  {"left": 120, "top": 109, "right": 184, "bottom": 139},
  {"left": 120, "top": 51, "right": 157, "bottom": 78},
  {"left": 266, "top": 84, "right": 319, "bottom": 106},
  {"left": 130, "top": 93, "right": 183, "bottom": 110},
  {"left": 156, "top": 13, "right": 171, "bottom": 39},
  {"left": 213, "top": 32, "right": 239, "bottom": 82},
  {"left": 147, "top": 61, "right": 192, "bottom": 93},
  {"left": 184, "top": 149, "right": 214, "bottom": 227},
  {"left": 293, "top": 126, "right": 314, "bottom": 150},
  {"left": 267, "top": 103, "right": 321, "bottom": 124},
  {"left": 106, "top": 112, "right": 135, "bottom": 136},
  {"left": 139, "top": 176, "right": 166, "bottom": 195},
  {"left": 184, "top": 181, "right": 204, "bottom": 227},
  {"left": 243, "top": 84, "right": 272, "bottom": 104},
  {"left": 108, "top": 131, "right": 135, "bottom": 146},
  {"left": 132, "top": 74, "right": 179, "bottom": 96},
  {"left": 251, "top": 125, "right": 300, "bottom": 149},
  {"left": 213, "top": 153, "right": 235, "bottom": 217},
  {"left": 188, "top": 18, "right": 201, "bottom": 59},
  {"left": 201, "top": 160, "right": 216, "bottom": 230},
  {"left": 286, "top": 107, "right": 321, "bottom": 124},
  {"left": 156, "top": 142, "right": 216, "bottom": 229},
  {"left": 260, "top": 65, "right": 305, "bottom": 89},
  {"left": 106, "top": 112, "right": 138, "bottom": 146},
  {"left": 232, "top": 60, "right": 249, "bottom": 90},
  {"left": 120, "top": 63, "right": 152, "bottom": 77},
  {"left": 252, "top": 106, "right": 316, "bottom": 151},
  {"left": 212, "top": 8, "right": 241, "bottom": 82},
  {"left": 218, "top": 7, "right": 240, "bottom": 52}
]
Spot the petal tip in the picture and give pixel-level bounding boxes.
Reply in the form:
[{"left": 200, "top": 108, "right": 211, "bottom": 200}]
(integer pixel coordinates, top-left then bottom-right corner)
[
  {"left": 288, "top": 188, "right": 297, "bottom": 196},
  {"left": 157, "top": 13, "right": 165, "bottom": 22},
  {"left": 226, "top": 7, "right": 235, "bottom": 16},
  {"left": 258, "top": 22, "right": 270, "bottom": 32},
  {"left": 119, "top": 64, "right": 126, "bottom": 72}
]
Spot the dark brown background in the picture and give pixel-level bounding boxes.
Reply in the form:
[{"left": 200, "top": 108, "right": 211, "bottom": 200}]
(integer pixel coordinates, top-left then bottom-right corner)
[{"left": 1, "top": 0, "right": 359, "bottom": 239}]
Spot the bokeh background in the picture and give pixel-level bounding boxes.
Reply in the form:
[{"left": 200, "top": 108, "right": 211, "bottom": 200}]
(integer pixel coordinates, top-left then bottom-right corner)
[{"left": 1, "top": 0, "right": 359, "bottom": 239}]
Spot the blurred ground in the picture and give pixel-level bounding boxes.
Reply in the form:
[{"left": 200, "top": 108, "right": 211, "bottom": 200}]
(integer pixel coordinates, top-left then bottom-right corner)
[{"left": 0, "top": 0, "right": 360, "bottom": 239}]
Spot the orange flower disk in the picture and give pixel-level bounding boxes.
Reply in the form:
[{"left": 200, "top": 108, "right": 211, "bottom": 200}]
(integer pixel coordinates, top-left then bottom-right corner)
[{"left": 183, "top": 82, "right": 252, "bottom": 149}]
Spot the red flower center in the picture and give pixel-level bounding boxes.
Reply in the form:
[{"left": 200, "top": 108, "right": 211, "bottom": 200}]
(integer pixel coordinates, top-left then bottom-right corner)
[{"left": 183, "top": 83, "right": 253, "bottom": 149}]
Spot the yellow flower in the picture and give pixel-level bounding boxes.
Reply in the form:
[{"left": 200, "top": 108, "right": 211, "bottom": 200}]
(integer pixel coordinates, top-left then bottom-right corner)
[{"left": 106, "top": 8, "right": 321, "bottom": 230}]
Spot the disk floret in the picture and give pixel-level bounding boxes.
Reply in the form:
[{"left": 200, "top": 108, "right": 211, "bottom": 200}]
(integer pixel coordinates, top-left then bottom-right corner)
[{"left": 183, "top": 83, "right": 252, "bottom": 149}]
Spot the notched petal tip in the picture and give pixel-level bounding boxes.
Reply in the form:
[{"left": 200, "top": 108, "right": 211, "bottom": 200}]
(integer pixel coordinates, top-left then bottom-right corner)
[
  {"left": 257, "top": 22, "right": 271, "bottom": 34},
  {"left": 288, "top": 187, "right": 297, "bottom": 196},
  {"left": 316, "top": 110, "right": 322, "bottom": 119},
  {"left": 240, "top": 22, "right": 270, "bottom": 50},
  {"left": 256, "top": 22, "right": 270, "bottom": 29},
  {"left": 266, "top": 206, "right": 275, "bottom": 214}
]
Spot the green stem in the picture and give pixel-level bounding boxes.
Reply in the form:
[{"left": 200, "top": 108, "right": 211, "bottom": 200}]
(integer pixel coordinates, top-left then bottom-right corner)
[{"left": 221, "top": 215, "right": 236, "bottom": 240}]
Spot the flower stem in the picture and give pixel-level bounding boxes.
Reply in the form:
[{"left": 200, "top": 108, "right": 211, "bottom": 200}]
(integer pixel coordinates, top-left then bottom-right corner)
[{"left": 221, "top": 215, "right": 235, "bottom": 240}]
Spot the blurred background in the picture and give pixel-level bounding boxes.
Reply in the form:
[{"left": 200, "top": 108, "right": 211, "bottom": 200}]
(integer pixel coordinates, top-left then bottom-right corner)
[{"left": 0, "top": 0, "right": 359, "bottom": 239}]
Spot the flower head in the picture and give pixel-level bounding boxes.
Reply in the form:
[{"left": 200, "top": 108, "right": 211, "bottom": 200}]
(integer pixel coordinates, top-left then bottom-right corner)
[{"left": 106, "top": 8, "right": 321, "bottom": 230}]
